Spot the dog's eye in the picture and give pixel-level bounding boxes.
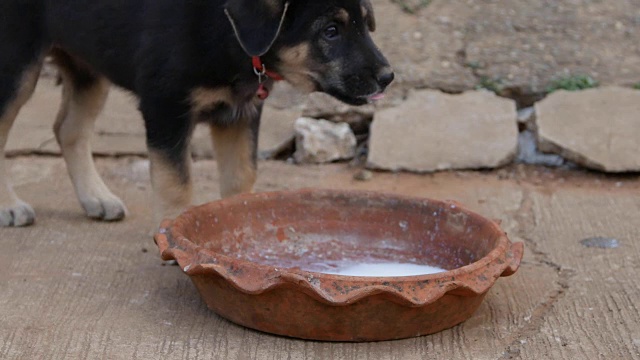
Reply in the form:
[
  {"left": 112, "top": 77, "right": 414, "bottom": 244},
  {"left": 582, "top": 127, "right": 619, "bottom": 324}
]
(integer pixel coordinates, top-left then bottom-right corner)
[{"left": 323, "top": 26, "right": 340, "bottom": 40}]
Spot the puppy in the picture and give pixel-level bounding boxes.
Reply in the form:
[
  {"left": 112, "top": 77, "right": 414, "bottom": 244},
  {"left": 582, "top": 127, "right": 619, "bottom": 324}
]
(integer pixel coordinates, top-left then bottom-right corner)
[{"left": 0, "top": 0, "right": 393, "bottom": 227}]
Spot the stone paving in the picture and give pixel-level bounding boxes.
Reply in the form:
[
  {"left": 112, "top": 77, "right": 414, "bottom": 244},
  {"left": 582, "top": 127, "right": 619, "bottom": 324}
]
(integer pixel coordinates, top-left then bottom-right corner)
[{"left": 1, "top": 157, "right": 639, "bottom": 359}]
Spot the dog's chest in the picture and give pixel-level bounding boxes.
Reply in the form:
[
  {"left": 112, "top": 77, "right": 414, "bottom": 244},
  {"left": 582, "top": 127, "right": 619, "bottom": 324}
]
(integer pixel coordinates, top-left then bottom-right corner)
[{"left": 189, "top": 84, "right": 265, "bottom": 125}]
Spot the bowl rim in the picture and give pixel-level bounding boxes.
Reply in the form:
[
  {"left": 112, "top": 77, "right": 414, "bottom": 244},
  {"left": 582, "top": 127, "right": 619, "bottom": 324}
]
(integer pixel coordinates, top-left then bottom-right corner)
[{"left": 155, "top": 189, "right": 524, "bottom": 306}]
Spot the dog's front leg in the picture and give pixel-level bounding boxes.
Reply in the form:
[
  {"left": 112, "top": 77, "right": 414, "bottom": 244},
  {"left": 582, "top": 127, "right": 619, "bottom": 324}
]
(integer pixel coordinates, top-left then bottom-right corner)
[
  {"left": 140, "top": 98, "right": 194, "bottom": 224},
  {"left": 210, "top": 104, "right": 261, "bottom": 199}
]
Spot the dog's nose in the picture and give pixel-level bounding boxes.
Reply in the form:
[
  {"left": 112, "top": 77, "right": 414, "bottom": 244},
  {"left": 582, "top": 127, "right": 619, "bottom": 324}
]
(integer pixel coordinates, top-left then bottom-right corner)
[{"left": 377, "top": 70, "right": 394, "bottom": 89}]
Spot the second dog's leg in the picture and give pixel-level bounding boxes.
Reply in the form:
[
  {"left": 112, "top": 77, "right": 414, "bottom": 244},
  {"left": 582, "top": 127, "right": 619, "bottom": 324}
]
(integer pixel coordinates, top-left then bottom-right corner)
[
  {"left": 53, "top": 53, "right": 127, "bottom": 221},
  {"left": 210, "top": 105, "right": 261, "bottom": 198}
]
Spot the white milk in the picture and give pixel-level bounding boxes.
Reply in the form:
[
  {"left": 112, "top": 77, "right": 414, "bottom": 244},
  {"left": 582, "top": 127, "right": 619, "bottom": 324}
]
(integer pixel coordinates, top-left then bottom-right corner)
[{"left": 320, "top": 262, "right": 446, "bottom": 277}]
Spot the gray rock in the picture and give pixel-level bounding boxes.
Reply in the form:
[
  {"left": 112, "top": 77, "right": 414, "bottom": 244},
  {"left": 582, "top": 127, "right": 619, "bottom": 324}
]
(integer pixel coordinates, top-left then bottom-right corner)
[
  {"left": 517, "top": 107, "right": 536, "bottom": 130},
  {"left": 258, "top": 106, "right": 302, "bottom": 159},
  {"left": 516, "top": 130, "right": 565, "bottom": 167},
  {"left": 535, "top": 87, "right": 640, "bottom": 172},
  {"left": 353, "top": 169, "right": 374, "bottom": 182},
  {"left": 294, "top": 117, "right": 357, "bottom": 164},
  {"left": 367, "top": 90, "right": 518, "bottom": 172}
]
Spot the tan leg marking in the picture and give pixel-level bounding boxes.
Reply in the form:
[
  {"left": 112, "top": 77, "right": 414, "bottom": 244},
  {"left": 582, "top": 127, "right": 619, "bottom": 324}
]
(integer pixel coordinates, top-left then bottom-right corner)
[
  {"left": 53, "top": 68, "right": 127, "bottom": 221},
  {"left": 190, "top": 87, "right": 234, "bottom": 113},
  {"left": 210, "top": 123, "right": 256, "bottom": 199},
  {"left": 148, "top": 150, "right": 193, "bottom": 225},
  {"left": 0, "top": 64, "right": 41, "bottom": 227}
]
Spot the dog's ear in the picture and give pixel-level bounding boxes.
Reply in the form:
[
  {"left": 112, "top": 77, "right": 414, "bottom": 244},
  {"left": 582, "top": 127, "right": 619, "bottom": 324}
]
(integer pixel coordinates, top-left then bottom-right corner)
[
  {"left": 224, "top": 0, "right": 291, "bottom": 57},
  {"left": 362, "top": 0, "right": 376, "bottom": 32}
]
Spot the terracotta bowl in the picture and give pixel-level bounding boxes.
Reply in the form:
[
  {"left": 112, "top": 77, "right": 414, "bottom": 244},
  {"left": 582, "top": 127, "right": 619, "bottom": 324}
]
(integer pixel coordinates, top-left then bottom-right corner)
[{"left": 154, "top": 189, "right": 523, "bottom": 342}]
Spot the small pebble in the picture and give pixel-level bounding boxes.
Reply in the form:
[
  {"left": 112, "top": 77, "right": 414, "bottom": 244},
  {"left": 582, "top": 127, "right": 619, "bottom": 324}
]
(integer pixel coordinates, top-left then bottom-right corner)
[
  {"left": 580, "top": 237, "right": 620, "bottom": 249},
  {"left": 354, "top": 169, "right": 373, "bottom": 182}
]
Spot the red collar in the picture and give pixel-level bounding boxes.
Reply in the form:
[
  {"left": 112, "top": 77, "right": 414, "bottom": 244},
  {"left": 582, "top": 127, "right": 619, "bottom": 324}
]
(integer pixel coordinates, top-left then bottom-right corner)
[
  {"left": 252, "top": 56, "right": 283, "bottom": 100},
  {"left": 252, "top": 56, "right": 283, "bottom": 81}
]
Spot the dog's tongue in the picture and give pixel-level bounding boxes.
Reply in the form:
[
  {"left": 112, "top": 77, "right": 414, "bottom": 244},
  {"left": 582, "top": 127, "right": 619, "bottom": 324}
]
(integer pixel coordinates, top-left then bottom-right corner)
[{"left": 369, "top": 93, "right": 385, "bottom": 101}]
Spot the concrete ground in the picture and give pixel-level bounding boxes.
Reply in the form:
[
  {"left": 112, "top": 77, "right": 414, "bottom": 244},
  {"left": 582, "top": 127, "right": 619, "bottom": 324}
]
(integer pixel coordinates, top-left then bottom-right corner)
[
  {"left": 1, "top": 156, "right": 639, "bottom": 360},
  {"left": 1, "top": 70, "right": 639, "bottom": 360}
]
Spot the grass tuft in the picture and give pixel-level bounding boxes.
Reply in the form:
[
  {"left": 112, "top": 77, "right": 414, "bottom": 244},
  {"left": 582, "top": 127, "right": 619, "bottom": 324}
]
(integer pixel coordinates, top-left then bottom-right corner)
[
  {"left": 392, "top": 0, "right": 432, "bottom": 14},
  {"left": 476, "top": 76, "right": 504, "bottom": 94},
  {"left": 546, "top": 75, "right": 599, "bottom": 93}
]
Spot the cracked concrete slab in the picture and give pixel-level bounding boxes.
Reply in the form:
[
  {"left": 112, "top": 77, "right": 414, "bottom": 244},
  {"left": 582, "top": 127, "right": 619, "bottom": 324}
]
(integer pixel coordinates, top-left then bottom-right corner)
[
  {"left": 508, "top": 188, "right": 640, "bottom": 359},
  {"left": 4, "top": 158, "right": 638, "bottom": 359}
]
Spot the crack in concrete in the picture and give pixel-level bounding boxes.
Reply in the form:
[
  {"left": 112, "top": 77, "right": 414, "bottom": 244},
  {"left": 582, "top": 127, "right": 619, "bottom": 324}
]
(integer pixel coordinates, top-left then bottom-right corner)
[
  {"left": 94, "top": 131, "right": 144, "bottom": 137},
  {"left": 498, "top": 186, "right": 577, "bottom": 359}
]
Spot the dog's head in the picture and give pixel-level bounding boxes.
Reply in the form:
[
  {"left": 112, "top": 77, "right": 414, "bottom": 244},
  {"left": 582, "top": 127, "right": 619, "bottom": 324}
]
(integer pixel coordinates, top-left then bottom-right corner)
[{"left": 225, "top": 0, "right": 394, "bottom": 105}]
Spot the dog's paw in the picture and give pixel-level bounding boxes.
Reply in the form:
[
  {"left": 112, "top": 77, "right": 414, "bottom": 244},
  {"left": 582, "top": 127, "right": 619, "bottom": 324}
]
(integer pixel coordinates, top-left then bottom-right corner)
[
  {"left": 0, "top": 201, "right": 36, "bottom": 227},
  {"left": 81, "top": 195, "right": 128, "bottom": 222}
]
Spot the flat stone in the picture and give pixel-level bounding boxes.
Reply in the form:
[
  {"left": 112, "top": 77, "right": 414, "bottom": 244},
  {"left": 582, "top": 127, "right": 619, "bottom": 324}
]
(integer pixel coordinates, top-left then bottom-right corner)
[
  {"left": 535, "top": 87, "right": 640, "bottom": 172},
  {"left": 10, "top": 77, "right": 147, "bottom": 156},
  {"left": 258, "top": 106, "right": 302, "bottom": 159},
  {"left": 12, "top": 77, "right": 300, "bottom": 160},
  {"left": 191, "top": 106, "right": 302, "bottom": 160},
  {"left": 190, "top": 124, "right": 215, "bottom": 159},
  {"left": 294, "top": 117, "right": 356, "bottom": 164},
  {"left": 264, "top": 82, "right": 307, "bottom": 110},
  {"left": 367, "top": 90, "right": 518, "bottom": 172},
  {"left": 302, "top": 92, "right": 376, "bottom": 135},
  {"left": 303, "top": 92, "right": 375, "bottom": 120}
]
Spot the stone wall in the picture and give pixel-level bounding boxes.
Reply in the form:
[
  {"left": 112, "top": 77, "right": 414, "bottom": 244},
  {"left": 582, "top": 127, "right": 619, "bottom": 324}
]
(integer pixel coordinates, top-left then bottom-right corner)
[
  {"left": 27, "top": 0, "right": 640, "bottom": 174},
  {"left": 285, "top": 0, "right": 640, "bottom": 173}
]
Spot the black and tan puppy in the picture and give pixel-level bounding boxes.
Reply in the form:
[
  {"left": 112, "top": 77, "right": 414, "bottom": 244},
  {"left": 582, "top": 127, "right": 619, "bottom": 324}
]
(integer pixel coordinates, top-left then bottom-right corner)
[{"left": 0, "top": 0, "right": 393, "bottom": 227}]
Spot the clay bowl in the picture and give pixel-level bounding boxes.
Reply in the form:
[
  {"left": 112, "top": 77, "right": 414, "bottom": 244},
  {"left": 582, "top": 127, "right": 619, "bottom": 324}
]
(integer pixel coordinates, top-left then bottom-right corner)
[{"left": 154, "top": 189, "right": 523, "bottom": 342}]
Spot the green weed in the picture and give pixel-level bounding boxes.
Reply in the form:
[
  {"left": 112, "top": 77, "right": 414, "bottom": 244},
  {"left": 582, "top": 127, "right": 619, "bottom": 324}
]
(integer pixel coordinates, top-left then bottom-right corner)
[
  {"left": 546, "top": 75, "right": 599, "bottom": 93},
  {"left": 393, "top": 0, "right": 432, "bottom": 14},
  {"left": 476, "top": 76, "right": 504, "bottom": 94}
]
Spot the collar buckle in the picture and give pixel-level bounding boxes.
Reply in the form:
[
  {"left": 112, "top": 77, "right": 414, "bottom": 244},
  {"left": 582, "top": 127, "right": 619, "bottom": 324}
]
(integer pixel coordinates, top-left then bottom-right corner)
[{"left": 252, "top": 56, "right": 283, "bottom": 100}]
